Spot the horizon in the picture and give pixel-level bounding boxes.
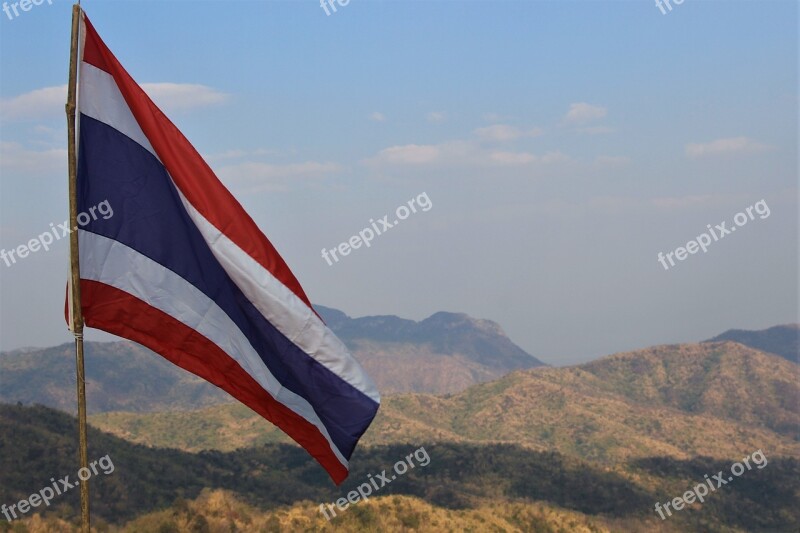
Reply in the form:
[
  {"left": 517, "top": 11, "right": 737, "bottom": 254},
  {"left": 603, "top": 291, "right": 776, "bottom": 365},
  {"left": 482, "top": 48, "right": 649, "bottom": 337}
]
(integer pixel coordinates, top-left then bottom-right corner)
[{"left": 1, "top": 307, "right": 795, "bottom": 369}]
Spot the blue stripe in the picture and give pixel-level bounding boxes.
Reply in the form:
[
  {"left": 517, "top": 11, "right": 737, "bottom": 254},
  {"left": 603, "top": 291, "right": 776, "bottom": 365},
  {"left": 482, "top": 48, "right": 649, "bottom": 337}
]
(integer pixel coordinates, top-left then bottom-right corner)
[{"left": 77, "top": 114, "right": 377, "bottom": 458}]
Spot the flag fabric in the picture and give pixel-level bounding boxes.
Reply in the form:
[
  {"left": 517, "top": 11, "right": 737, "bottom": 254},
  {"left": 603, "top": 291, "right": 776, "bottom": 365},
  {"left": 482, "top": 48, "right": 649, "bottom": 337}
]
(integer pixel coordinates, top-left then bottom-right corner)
[{"left": 67, "top": 12, "right": 380, "bottom": 484}]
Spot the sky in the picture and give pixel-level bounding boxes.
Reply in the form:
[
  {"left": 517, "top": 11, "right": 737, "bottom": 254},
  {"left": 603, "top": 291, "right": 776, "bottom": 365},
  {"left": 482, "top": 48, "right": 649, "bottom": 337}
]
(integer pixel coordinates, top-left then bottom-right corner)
[{"left": 0, "top": 0, "right": 797, "bottom": 365}]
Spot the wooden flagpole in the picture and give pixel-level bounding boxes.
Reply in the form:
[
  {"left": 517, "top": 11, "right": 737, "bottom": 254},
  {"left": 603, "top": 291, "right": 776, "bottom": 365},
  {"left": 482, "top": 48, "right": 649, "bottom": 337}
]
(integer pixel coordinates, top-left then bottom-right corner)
[{"left": 66, "top": 3, "right": 90, "bottom": 532}]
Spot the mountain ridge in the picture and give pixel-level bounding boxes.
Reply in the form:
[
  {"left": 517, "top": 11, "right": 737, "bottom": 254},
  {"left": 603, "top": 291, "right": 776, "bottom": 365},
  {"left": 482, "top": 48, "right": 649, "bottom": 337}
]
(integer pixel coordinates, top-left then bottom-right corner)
[
  {"left": 0, "top": 306, "right": 544, "bottom": 411},
  {"left": 705, "top": 323, "right": 799, "bottom": 364},
  {"left": 87, "top": 340, "right": 800, "bottom": 466}
]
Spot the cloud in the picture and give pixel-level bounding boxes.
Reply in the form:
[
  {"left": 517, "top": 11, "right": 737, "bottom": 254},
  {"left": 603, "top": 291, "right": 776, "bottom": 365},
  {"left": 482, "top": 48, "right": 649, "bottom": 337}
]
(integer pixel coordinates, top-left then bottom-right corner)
[
  {"left": 364, "top": 144, "right": 441, "bottom": 165},
  {"left": 204, "top": 149, "right": 248, "bottom": 161},
  {"left": 0, "top": 142, "right": 66, "bottom": 176},
  {"left": 215, "top": 160, "right": 341, "bottom": 193},
  {"left": 564, "top": 102, "right": 607, "bottom": 124},
  {"left": 685, "top": 137, "right": 774, "bottom": 158},
  {"left": 369, "top": 112, "right": 386, "bottom": 122},
  {"left": 426, "top": 111, "right": 447, "bottom": 123},
  {"left": 364, "top": 140, "right": 569, "bottom": 169},
  {"left": 489, "top": 151, "right": 536, "bottom": 165},
  {"left": 203, "top": 148, "right": 286, "bottom": 162},
  {"left": 0, "top": 86, "right": 66, "bottom": 121},
  {"left": 473, "top": 124, "right": 543, "bottom": 142},
  {"left": 1, "top": 83, "right": 227, "bottom": 121},
  {"left": 141, "top": 83, "right": 228, "bottom": 111}
]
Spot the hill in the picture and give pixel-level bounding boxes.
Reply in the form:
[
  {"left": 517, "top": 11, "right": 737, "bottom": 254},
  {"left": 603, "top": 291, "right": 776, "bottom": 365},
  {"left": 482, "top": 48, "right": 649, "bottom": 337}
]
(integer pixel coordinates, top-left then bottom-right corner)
[
  {"left": 315, "top": 305, "right": 545, "bottom": 393},
  {"left": 89, "top": 341, "right": 800, "bottom": 465},
  {"left": 706, "top": 324, "right": 799, "bottom": 364},
  {"left": 11, "top": 491, "right": 630, "bottom": 533},
  {"left": 0, "top": 404, "right": 653, "bottom": 526},
  {"left": 0, "top": 342, "right": 228, "bottom": 414},
  {"left": 0, "top": 307, "right": 544, "bottom": 412},
  {"left": 3, "top": 404, "right": 799, "bottom": 532}
]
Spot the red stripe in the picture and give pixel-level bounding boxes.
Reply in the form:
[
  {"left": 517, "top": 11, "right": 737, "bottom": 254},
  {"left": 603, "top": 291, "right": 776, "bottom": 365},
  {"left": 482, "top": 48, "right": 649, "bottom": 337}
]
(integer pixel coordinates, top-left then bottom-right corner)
[
  {"left": 78, "top": 279, "right": 349, "bottom": 484},
  {"left": 79, "top": 14, "right": 319, "bottom": 319}
]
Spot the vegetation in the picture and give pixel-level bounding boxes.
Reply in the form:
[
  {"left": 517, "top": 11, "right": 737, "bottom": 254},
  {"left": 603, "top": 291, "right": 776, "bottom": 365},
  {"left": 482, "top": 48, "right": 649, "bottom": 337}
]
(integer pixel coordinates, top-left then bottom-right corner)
[
  {"left": 3, "top": 333, "right": 798, "bottom": 532},
  {"left": 706, "top": 324, "right": 799, "bottom": 364},
  {"left": 2, "top": 404, "right": 799, "bottom": 532},
  {"left": 90, "top": 343, "right": 800, "bottom": 466}
]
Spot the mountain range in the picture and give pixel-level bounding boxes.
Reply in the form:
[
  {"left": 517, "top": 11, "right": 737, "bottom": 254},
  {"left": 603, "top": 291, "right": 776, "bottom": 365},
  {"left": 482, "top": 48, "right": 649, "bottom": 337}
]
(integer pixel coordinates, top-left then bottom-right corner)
[
  {"left": 87, "top": 340, "right": 800, "bottom": 464},
  {"left": 706, "top": 323, "right": 798, "bottom": 364},
  {"left": 0, "top": 313, "right": 798, "bottom": 532},
  {"left": 0, "top": 306, "right": 545, "bottom": 413},
  {"left": 2, "top": 401, "right": 798, "bottom": 532}
]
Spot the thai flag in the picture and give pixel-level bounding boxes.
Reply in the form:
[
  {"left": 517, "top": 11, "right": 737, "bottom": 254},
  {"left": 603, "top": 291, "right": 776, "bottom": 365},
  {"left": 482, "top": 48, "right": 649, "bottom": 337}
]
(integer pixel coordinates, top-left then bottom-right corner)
[{"left": 67, "top": 12, "right": 380, "bottom": 484}]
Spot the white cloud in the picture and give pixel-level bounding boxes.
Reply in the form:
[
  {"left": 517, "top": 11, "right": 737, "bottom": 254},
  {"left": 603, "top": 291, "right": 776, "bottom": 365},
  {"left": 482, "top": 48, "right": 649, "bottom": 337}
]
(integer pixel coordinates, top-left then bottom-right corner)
[
  {"left": 0, "top": 86, "right": 66, "bottom": 121},
  {"left": 1, "top": 83, "right": 227, "bottom": 121},
  {"left": 205, "top": 149, "right": 248, "bottom": 161},
  {"left": 427, "top": 111, "right": 447, "bottom": 123},
  {"left": 203, "top": 148, "right": 285, "bottom": 162},
  {"left": 369, "top": 112, "right": 386, "bottom": 122},
  {"left": 364, "top": 140, "right": 569, "bottom": 169},
  {"left": 215, "top": 160, "right": 340, "bottom": 193},
  {"left": 0, "top": 142, "right": 66, "bottom": 175},
  {"left": 473, "top": 124, "right": 543, "bottom": 142},
  {"left": 489, "top": 151, "right": 536, "bottom": 165},
  {"left": 685, "top": 137, "right": 774, "bottom": 158},
  {"left": 564, "top": 102, "right": 607, "bottom": 124},
  {"left": 141, "top": 83, "right": 228, "bottom": 111},
  {"left": 364, "top": 144, "right": 441, "bottom": 165}
]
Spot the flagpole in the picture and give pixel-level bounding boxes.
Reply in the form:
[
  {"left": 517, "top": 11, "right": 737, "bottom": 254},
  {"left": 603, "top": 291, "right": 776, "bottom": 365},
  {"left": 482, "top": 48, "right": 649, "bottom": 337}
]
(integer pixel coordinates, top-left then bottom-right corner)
[{"left": 66, "top": 3, "right": 90, "bottom": 532}]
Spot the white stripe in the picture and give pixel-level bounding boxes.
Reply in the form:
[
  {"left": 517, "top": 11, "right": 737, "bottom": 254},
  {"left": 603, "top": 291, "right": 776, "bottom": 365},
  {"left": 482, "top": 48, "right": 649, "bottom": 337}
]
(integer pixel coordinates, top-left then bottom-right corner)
[
  {"left": 78, "top": 61, "right": 159, "bottom": 160},
  {"left": 78, "top": 230, "right": 349, "bottom": 468},
  {"left": 77, "top": 62, "right": 380, "bottom": 405},
  {"left": 175, "top": 189, "right": 381, "bottom": 404}
]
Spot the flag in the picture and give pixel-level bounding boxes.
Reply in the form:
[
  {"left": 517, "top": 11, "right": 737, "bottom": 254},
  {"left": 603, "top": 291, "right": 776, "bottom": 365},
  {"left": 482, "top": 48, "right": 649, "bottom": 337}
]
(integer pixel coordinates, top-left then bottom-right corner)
[{"left": 67, "top": 12, "right": 380, "bottom": 484}]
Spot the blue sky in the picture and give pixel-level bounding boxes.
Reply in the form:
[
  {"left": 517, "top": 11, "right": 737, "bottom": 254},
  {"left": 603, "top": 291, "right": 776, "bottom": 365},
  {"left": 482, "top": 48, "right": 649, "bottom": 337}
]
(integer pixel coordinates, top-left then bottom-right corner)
[{"left": 0, "top": 0, "right": 797, "bottom": 364}]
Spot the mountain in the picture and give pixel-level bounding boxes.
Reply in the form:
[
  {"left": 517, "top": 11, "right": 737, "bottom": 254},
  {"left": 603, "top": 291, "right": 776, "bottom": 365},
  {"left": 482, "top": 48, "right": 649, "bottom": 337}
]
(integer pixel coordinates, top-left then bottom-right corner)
[
  {"left": 0, "top": 404, "right": 654, "bottom": 527},
  {"left": 4, "top": 334, "right": 800, "bottom": 531},
  {"left": 118, "top": 491, "right": 614, "bottom": 533},
  {"left": 0, "top": 342, "right": 228, "bottom": 414},
  {"left": 705, "top": 323, "right": 799, "bottom": 363},
  {"left": 0, "top": 307, "right": 544, "bottom": 412},
  {"left": 89, "top": 341, "right": 800, "bottom": 465},
  {"left": 3, "top": 404, "right": 799, "bottom": 532},
  {"left": 315, "top": 305, "right": 545, "bottom": 394},
  {"left": 579, "top": 341, "right": 800, "bottom": 437}
]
